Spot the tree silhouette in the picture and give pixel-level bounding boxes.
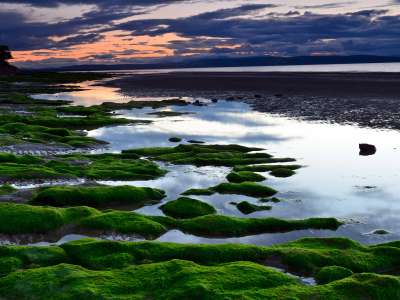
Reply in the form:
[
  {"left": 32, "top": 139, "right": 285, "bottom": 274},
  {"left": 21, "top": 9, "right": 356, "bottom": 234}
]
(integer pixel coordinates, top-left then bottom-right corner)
[{"left": 0, "top": 46, "right": 13, "bottom": 66}]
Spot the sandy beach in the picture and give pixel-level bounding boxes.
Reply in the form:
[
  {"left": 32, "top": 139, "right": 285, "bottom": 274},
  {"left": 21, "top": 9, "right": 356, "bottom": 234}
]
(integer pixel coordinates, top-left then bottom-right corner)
[{"left": 112, "top": 72, "right": 400, "bottom": 130}]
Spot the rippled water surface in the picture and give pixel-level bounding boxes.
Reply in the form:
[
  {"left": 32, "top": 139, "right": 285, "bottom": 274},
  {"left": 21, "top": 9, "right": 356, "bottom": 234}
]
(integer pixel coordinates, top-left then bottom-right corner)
[{"left": 29, "top": 81, "right": 400, "bottom": 247}]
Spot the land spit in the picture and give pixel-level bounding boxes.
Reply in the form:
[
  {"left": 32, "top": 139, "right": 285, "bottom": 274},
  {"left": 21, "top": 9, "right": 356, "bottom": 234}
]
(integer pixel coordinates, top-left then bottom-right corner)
[{"left": 111, "top": 72, "right": 400, "bottom": 130}]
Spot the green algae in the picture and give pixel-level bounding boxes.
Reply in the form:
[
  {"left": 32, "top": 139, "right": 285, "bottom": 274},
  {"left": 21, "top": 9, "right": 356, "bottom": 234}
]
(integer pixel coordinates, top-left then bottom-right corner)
[
  {"left": 236, "top": 201, "right": 272, "bottom": 214},
  {"left": 0, "top": 245, "right": 66, "bottom": 277},
  {"left": 270, "top": 168, "right": 296, "bottom": 177},
  {"left": 180, "top": 188, "right": 216, "bottom": 196},
  {"left": 211, "top": 182, "right": 278, "bottom": 198},
  {"left": 159, "top": 197, "right": 217, "bottom": 219},
  {"left": 226, "top": 171, "right": 266, "bottom": 183},
  {"left": 0, "top": 152, "right": 45, "bottom": 164},
  {"left": 258, "top": 197, "right": 281, "bottom": 203},
  {"left": 316, "top": 266, "right": 354, "bottom": 285},
  {"left": 0, "top": 184, "right": 17, "bottom": 195},
  {"left": 59, "top": 152, "right": 140, "bottom": 161},
  {"left": 0, "top": 203, "right": 339, "bottom": 237},
  {"left": 0, "top": 114, "right": 150, "bottom": 130},
  {"left": 0, "top": 94, "right": 73, "bottom": 106},
  {"left": 169, "top": 137, "right": 182, "bottom": 142},
  {"left": 1, "top": 261, "right": 400, "bottom": 299},
  {"left": 187, "top": 140, "right": 204, "bottom": 143},
  {"left": 0, "top": 156, "right": 167, "bottom": 182},
  {"left": 233, "top": 164, "right": 302, "bottom": 172},
  {"left": 28, "top": 185, "right": 166, "bottom": 207}
]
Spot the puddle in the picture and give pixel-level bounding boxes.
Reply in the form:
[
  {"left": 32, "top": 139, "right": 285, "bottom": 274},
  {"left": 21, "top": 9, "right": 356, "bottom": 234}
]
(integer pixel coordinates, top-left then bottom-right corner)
[{"left": 16, "top": 79, "right": 400, "bottom": 247}]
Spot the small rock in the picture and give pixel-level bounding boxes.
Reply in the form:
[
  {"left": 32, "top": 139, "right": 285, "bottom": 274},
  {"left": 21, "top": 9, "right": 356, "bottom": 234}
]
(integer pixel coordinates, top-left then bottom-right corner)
[
  {"left": 211, "top": 99, "right": 218, "bottom": 103},
  {"left": 254, "top": 94, "right": 261, "bottom": 98},
  {"left": 359, "top": 143, "right": 376, "bottom": 152},
  {"left": 148, "top": 260, "right": 153, "bottom": 264},
  {"left": 225, "top": 97, "right": 234, "bottom": 101},
  {"left": 36, "top": 265, "right": 41, "bottom": 268},
  {"left": 195, "top": 100, "right": 200, "bottom": 104},
  {"left": 275, "top": 94, "right": 283, "bottom": 97}
]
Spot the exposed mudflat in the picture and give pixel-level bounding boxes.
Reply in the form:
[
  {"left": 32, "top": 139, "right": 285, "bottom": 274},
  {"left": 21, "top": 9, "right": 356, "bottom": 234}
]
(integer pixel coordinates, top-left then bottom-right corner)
[{"left": 112, "top": 72, "right": 400, "bottom": 130}]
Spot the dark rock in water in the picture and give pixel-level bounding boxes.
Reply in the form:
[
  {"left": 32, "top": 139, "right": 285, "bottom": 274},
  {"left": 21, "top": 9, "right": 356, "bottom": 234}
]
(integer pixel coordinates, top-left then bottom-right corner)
[
  {"left": 187, "top": 140, "right": 204, "bottom": 144},
  {"left": 169, "top": 137, "right": 183, "bottom": 142},
  {"left": 237, "top": 97, "right": 243, "bottom": 100},
  {"left": 195, "top": 100, "right": 200, "bottom": 104},
  {"left": 359, "top": 143, "right": 376, "bottom": 152},
  {"left": 211, "top": 99, "right": 218, "bottom": 103},
  {"left": 275, "top": 94, "right": 283, "bottom": 97},
  {"left": 225, "top": 97, "right": 234, "bottom": 101},
  {"left": 254, "top": 95, "right": 262, "bottom": 98},
  {"left": 359, "top": 143, "right": 376, "bottom": 156}
]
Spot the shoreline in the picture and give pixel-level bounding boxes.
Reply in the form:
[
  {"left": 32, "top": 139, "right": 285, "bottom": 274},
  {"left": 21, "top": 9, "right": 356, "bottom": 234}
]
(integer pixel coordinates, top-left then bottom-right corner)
[{"left": 111, "top": 72, "right": 400, "bottom": 130}]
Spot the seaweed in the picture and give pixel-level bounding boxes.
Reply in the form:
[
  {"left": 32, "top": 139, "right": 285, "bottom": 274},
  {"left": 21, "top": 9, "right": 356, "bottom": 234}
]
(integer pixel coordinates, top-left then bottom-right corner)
[
  {"left": 270, "top": 168, "right": 296, "bottom": 177},
  {"left": 316, "top": 266, "right": 354, "bottom": 285}
]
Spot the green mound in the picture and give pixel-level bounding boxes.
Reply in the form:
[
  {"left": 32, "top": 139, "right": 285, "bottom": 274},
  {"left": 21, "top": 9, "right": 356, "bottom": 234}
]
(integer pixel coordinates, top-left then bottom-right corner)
[
  {"left": 236, "top": 201, "right": 272, "bottom": 214},
  {"left": 0, "top": 203, "right": 339, "bottom": 237},
  {"left": 211, "top": 182, "right": 278, "bottom": 197},
  {"left": 0, "top": 152, "right": 45, "bottom": 164},
  {"left": 160, "top": 197, "right": 217, "bottom": 219},
  {"left": 0, "top": 184, "right": 17, "bottom": 195},
  {"left": 42, "top": 128, "right": 73, "bottom": 137},
  {"left": 169, "top": 137, "right": 183, "bottom": 142},
  {"left": 0, "top": 156, "right": 167, "bottom": 182},
  {"left": 316, "top": 266, "right": 354, "bottom": 285},
  {"left": 226, "top": 171, "right": 266, "bottom": 183},
  {"left": 187, "top": 140, "right": 204, "bottom": 143},
  {"left": 259, "top": 197, "right": 281, "bottom": 203},
  {"left": 59, "top": 152, "right": 140, "bottom": 161},
  {"left": 0, "top": 114, "right": 150, "bottom": 130},
  {"left": 122, "top": 144, "right": 278, "bottom": 167},
  {"left": 180, "top": 188, "right": 215, "bottom": 196},
  {"left": 270, "top": 168, "right": 295, "bottom": 177},
  {"left": 0, "top": 245, "right": 66, "bottom": 277},
  {"left": 234, "top": 164, "right": 302, "bottom": 172},
  {"left": 28, "top": 185, "right": 166, "bottom": 207}
]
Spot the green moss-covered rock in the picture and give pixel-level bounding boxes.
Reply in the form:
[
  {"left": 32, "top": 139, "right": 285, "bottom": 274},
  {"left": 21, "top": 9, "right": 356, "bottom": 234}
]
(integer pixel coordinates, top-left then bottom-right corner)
[
  {"left": 187, "top": 140, "right": 204, "bottom": 143},
  {"left": 0, "top": 163, "right": 74, "bottom": 182},
  {"left": 226, "top": 171, "right": 266, "bottom": 183},
  {"left": 169, "top": 137, "right": 182, "bottom": 142},
  {"left": 234, "top": 164, "right": 302, "bottom": 172},
  {"left": 88, "top": 253, "right": 135, "bottom": 270},
  {"left": 160, "top": 197, "right": 217, "bottom": 219},
  {"left": 0, "top": 184, "right": 17, "bottom": 195},
  {"left": 0, "top": 153, "right": 45, "bottom": 164},
  {"left": 236, "top": 201, "right": 272, "bottom": 214},
  {"left": 316, "top": 266, "right": 354, "bottom": 285},
  {"left": 1, "top": 260, "right": 400, "bottom": 299},
  {"left": 180, "top": 188, "right": 215, "bottom": 196},
  {"left": 212, "top": 182, "right": 278, "bottom": 197},
  {"left": 259, "top": 197, "right": 281, "bottom": 203},
  {"left": 42, "top": 128, "right": 73, "bottom": 137},
  {"left": 270, "top": 168, "right": 295, "bottom": 177},
  {"left": 28, "top": 185, "right": 166, "bottom": 207}
]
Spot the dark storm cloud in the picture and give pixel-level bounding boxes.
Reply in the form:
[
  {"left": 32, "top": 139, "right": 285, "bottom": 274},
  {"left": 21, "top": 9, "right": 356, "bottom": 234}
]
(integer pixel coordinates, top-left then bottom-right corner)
[{"left": 114, "top": 6, "right": 399, "bottom": 56}]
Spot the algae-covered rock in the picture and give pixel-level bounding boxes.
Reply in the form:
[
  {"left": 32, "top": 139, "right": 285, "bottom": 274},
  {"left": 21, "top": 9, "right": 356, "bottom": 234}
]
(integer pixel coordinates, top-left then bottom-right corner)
[
  {"left": 259, "top": 197, "right": 281, "bottom": 203},
  {"left": 226, "top": 171, "right": 266, "bottom": 183},
  {"left": 270, "top": 168, "right": 295, "bottom": 177},
  {"left": 0, "top": 153, "right": 45, "bottom": 164},
  {"left": 89, "top": 253, "right": 135, "bottom": 270},
  {"left": 169, "top": 137, "right": 183, "bottom": 142},
  {"left": 180, "top": 188, "right": 215, "bottom": 196},
  {"left": 28, "top": 185, "right": 166, "bottom": 207},
  {"left": 212, "top": 182, "right": 278, "bottom": 197},
  {"left": 160, "top": 197, "right": 217, "bottom": 219},
  {"left": 316, "top": 266, "right": 354, "bottom": 285},
  {"left": 187, "top": 140, "right": 204, "bottom": 144},
  {"left": 236, "top": 201, "right": 272, "bottom": 214},
  {"left": 0, "top": 184, "right": 17, "bottom": 195},
  {"left": 233, "top": 164, "right": 302, "bottom": 172}
]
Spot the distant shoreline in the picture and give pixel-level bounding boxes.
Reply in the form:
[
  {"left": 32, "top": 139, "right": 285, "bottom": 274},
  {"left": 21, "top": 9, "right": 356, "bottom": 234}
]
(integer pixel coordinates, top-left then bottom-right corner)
[{"left": 110, "top": 71, "right": 400, "bottom": 131}]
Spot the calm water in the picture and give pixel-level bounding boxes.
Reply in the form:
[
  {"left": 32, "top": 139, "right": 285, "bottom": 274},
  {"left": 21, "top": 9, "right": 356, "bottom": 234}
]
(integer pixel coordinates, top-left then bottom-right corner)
[
  {"left": 73, "top": 62, "right": 400, "bottom": 74},
  {"left": 29, "top": 80, "right": 400, "bottom": 247}
]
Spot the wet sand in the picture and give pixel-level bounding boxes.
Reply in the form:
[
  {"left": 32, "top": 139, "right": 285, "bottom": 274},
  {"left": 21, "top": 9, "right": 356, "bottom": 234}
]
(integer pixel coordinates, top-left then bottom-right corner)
[{"left": 112, "top": 72, "right": 400, "bottom": 130}]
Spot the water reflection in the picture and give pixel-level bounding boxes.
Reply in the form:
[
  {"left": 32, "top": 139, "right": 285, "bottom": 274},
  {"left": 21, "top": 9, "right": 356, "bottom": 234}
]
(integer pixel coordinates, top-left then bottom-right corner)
[{"left": 24, "top": 84, "right": 400, "bottom": 246}]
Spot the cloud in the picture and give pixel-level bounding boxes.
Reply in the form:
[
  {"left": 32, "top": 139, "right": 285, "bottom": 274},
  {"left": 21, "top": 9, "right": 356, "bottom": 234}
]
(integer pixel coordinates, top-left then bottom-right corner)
[{"left": 294, "top": 2, "right": 358, "bottom": 9}]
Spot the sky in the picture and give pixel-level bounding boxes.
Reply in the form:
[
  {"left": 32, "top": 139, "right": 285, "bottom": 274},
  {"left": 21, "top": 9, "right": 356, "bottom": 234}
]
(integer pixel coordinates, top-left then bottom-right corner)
[{"left": 1, "top": 0, "right": 400, "bottom": 68}]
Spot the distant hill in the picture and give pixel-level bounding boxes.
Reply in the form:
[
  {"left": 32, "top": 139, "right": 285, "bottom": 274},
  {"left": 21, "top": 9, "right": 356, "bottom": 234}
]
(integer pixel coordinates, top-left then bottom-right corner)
[{"left": 41, "top": 55, "right": 400, "bottom": 71}]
